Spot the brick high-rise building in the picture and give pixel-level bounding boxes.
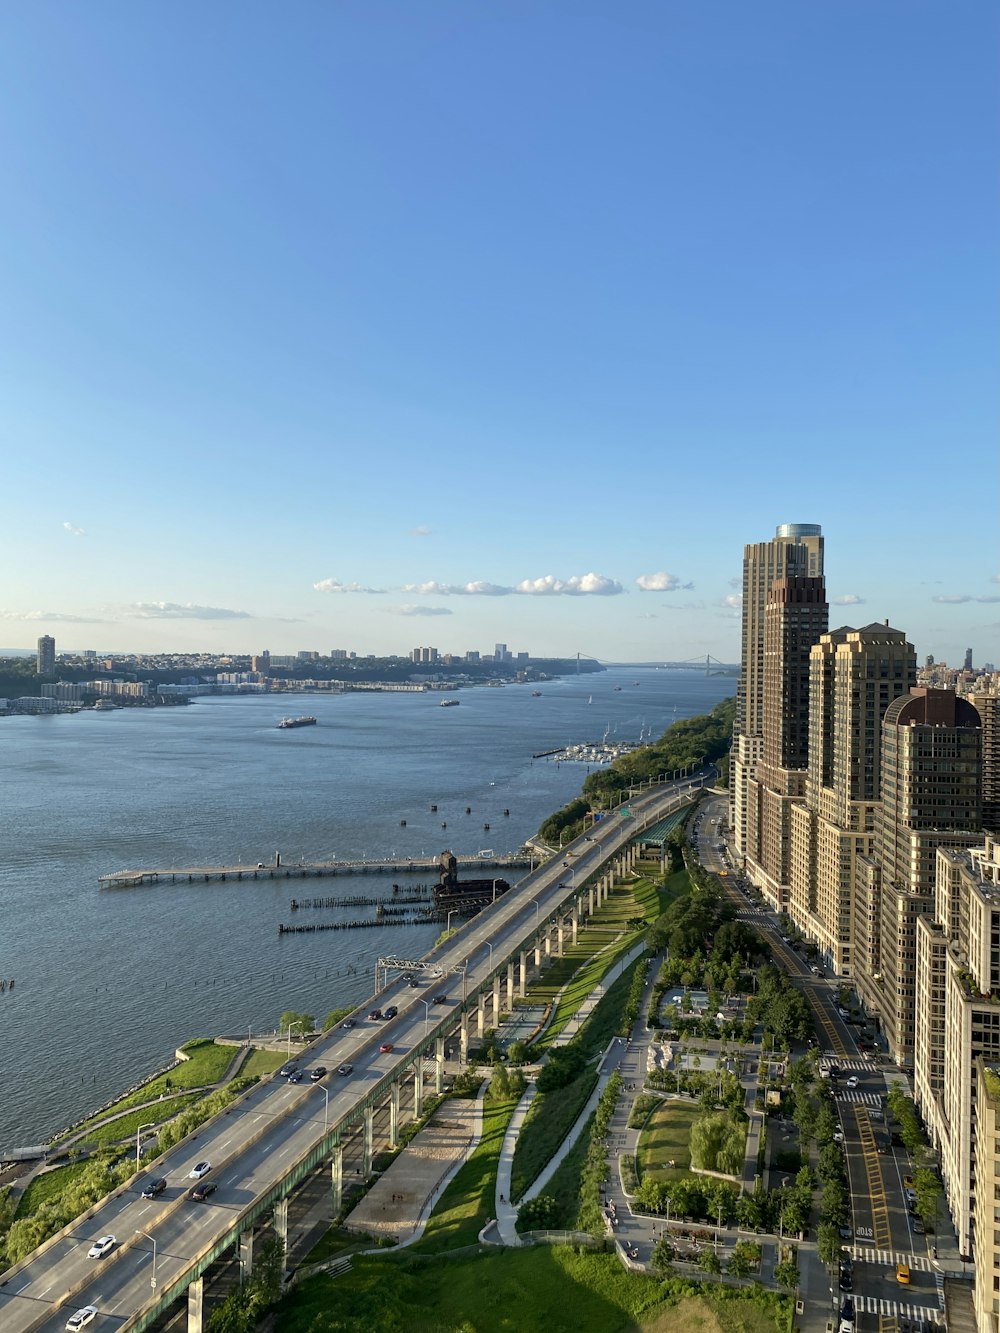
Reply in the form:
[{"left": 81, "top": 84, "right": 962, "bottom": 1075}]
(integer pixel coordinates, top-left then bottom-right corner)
[
  {"left": 732, "top": 524, "right": 824, "bottom": 880},
  {"left": 865, "top": 688, "right": 983, "bottom": 1063}
]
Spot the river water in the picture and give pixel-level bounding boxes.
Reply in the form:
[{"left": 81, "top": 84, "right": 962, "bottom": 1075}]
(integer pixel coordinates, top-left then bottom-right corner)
[{"left": 0, "top": 667, "right": 733, "bottom": 1149}]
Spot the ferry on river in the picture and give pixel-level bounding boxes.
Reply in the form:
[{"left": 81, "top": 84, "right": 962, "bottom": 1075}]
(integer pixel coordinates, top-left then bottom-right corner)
[{"left": 277, "top": 716, "right": 317, "bottom": 729}]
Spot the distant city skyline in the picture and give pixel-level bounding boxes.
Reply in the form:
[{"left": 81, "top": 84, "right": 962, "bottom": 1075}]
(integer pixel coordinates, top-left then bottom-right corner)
[{"left": 1, "top": 4, "right": 995, "bottom": 662}]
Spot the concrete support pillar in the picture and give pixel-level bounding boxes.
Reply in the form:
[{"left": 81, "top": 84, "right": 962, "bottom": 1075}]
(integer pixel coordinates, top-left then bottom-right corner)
[
  {"left": 238, "top": 1229, "right": 254, "bottom": 1284},
  {"left": 187, "top": 1277, "right": 204, "bottom": 1333},
  {"left": 389, "top": 1081, "right": 400, "bottom": 1149},
  {"left": 460, "top": 1013, "right": 469, "bottom": 1064},
  {"left": 274, "top": 1197, "right": 289, "bottom": 1247},
  {"left": 519, "top": 951, "right": 527, "bottom": 999},
  {"left": 413, "top": 1056, "right": 424, "bottom": 1119},
  {"left": 544, "top": 929, "right": 552, "bottom": 958},
  {"left": 572, "top": 905, "right": 579, "bottom": 946},
  {"left": 363, "top": 1106, "right": 374, "bottom": 1176},
  {"left": 331, "top": 1145, "right": 344, "bottom": 1215},
  {"left": 435, "top": 1036, "right": 445, "bottom": 1093},
  {"left": 477, "top": 995, "right": 485, "bottom": 1038},
  {"left": 588, "top": 886, "right": 595, "bottom": 917},
  {"left": 507, "top": 960, "right": 515, "bottom": 1009},
  {"left": 557, "top": 920, "right": 564, "bottom": 957},
  {"left": 493, "top": 974, "right": 501, "bottom": 1023},
  {"left": 534, "top": 937, "right": 541, "bottom": 967}
]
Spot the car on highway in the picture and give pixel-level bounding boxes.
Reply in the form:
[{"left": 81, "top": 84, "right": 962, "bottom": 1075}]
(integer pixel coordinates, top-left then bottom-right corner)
[
  {"left": 65, "top": 1308, "right": 98, "bottom": 1331},
  {"left": 383, "top": 1005, "right": 398, "bottom": 1020},
  {"left": 87, "top": 1234, "right": 117, "bottom": 1259},
  {"left": 341, "top": 1018, "right": 356, "bottom": 1029},
  {"left": 310, "top": 1066, "right": 328, "bottom": 1082},
  {"left": 140, "top": 1177, "right": 167, "bottom": 1199},
  {"left": 189, "top": 1180, "right": 218, "bottom": 1202},
  {"left": 337, "top": 1063, "right": 353, "bottom": 1076},
  {"left": 896, "top": 1261, "right": 911, "bottom": 1284},
  {"left": 367, "top": 1009, "right": 382, "bottom": 1021},
  {"left": 846, "top": 1076, "right": 859, "bottom": 1089},
  {"left": 379, "top": 1042, "right": 394, "bottom": 1053},
  {"left": 189, "top": 1161, "right": 212, "bottom": 1179},
  {"left": 432, "top": 993, "right": 448, "bottom": 1004},
  {"left": 278, "top": 1063, "right": 298, "bottom": 1078},
  {"left": 287, "top": 1069, "right": 303, "bottom": 1083}
]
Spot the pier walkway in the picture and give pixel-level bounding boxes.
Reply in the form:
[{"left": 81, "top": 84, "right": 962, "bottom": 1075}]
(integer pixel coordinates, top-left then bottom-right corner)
[{"left": 99, "top": 853, "right": 532, "bottom": 889}]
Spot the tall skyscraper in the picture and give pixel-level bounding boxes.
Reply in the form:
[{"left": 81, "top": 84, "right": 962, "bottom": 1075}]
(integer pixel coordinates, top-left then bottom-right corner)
[
  {"left": 732, "top": 524, "right": 823, "bottom": 877},
  {"left": 36, "top": 634, "right": 55, "bottom": 675}
]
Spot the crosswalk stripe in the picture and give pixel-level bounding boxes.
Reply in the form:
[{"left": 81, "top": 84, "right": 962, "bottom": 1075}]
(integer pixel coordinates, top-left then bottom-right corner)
[
  {"left": 835, "top": 1089, "right": 884, "bottom": 1106},
  {"left": 847, "top": 1245, "right": 932, "bottom": 1271},
  {"left": 853, "top": 1295, "right": 944, "bottom": 1320}
]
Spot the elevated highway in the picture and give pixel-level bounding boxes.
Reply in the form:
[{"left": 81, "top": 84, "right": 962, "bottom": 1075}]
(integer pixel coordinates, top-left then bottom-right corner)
[{"left": 1, "top": 776, "right": 707, "bottom": 1333}]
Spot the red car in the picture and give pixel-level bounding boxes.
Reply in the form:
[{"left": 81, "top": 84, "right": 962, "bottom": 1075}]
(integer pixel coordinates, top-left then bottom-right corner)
[{"left": 379, "top": 1042, "right": 394, "bottom": 1054}]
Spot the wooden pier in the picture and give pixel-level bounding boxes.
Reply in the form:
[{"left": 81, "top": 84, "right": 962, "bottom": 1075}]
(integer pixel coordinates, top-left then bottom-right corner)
[{"left": 99, "top": 852, "right": 532, "bottom": 890}]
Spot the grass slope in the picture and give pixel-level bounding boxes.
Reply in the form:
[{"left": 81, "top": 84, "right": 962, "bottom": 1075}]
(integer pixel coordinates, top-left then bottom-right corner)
[{"left": 278, "top": 1246, "right": 788, "bottom": 1333}]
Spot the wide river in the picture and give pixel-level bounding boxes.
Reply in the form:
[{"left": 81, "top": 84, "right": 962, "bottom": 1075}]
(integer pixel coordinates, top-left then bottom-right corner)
[{"left": 0, "top": 666, "right": 733, "bottom": 1149}]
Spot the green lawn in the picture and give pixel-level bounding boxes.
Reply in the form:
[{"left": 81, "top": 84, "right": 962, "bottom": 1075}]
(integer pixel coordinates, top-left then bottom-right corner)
[
  {"left": 536, "top": 933, "right": 644, "bottom": 1050},
  {"left": 276, "top": 1244, "right": 790, "bottom": 1333},
  {"left": 80, "top": 1094, "right": 203, "bottom": 1148},
  {"left": 15, "top": 1161, "right": 92, "bottom": 1218},
  {"left": 510, "top": 1068, "right": 598, "bottom": 1203},
  {"left": 636, "top": 1099, "right": 699, "bottom": 1181},
  {"left": 410, "top": 1094, "right": 518, "bottom": 1254},
  {"left": 241, "top": 1047, "right": 288, "bottom": 1079},
  {"left": 532, "top": 1105, "right": 596, "bottom": 1229}
]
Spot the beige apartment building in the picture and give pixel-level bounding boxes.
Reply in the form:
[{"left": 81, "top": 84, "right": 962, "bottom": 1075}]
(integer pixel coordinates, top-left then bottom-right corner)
[
  {"left": 914, "top": 835, "right": 1000, "bottom": 1262},
  {"left": 973, "top": 1052, "right": 1000, "bottom": 1333},
  {"left": 787, "top": 624, "right": 915, "bottom": 973}
]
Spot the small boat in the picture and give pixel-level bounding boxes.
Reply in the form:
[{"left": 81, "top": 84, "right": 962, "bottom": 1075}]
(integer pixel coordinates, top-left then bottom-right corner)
[
  {"left": 531, "top": 690, "right": 542, "bottom": 697},
  {"left": 439, "top": 699, "right": 460, "bottom": 707},
  {"left": 277, "top": 716, "right": 317, "bottom": 729}
]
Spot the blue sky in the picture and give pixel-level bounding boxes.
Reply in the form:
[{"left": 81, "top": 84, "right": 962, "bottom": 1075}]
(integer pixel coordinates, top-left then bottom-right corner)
[{"left": 0, "top": 2, "right": 996, "bottom": 663}]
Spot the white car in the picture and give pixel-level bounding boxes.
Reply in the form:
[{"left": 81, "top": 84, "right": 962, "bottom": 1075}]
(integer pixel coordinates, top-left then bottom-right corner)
[
  {"left": 66, "top": 1308, "right": 98, "bottom": 1331},
  {"left": 189, "top": 1161, "right": 212, "bottom": 1179},
  {"left": 846, "top": 1076, "right": 859, "bottom": 1089},
  {"left": 87, "top": 1234, "right": 117, "bottom": 1259}
]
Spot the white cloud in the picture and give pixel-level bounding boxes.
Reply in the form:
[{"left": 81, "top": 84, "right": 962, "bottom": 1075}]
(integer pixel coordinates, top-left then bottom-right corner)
[
  {"left": 313, "top": 578, "right": 386, "bottom": 595},
  {"left": 0, "top": 609, "right": 105, "bottom": 623},
  {"left": 514, "top": 572, "right": 624, "bottom": 597},
  {"left": 720, "top": 594, "right": 742, "bottom": 610},
  {"left": 979, "top": 596, "right": 1000, "bottom": 604},
  {"left": 63, "top": 521, "right": 85, "bottom": 538},
  {"left": 409, "top": 525, "right": 432, "bottom": 538},
  {"left": 386, "top": 604, "right": 453, "bottom": 617},
  {"left": 928, "top": 594, "right": 1000, "bottom": 605},
  {"left": 125, "top": 602, "right": 251, "bottom": 620},
  {"left": 400, "top": 580, "right": 513, "bottom": 596},
  {"left": 833, "top": 594, "right": 865, "bottom": 606},
  {"left": 636, "top": 571, "right": 681, "bottom": 592}
]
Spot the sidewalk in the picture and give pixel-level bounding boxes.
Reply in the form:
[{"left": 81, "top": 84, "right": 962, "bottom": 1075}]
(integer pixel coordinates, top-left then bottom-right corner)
[{"left": 493, "top": 941, "right": 649, "bottom": 1245}]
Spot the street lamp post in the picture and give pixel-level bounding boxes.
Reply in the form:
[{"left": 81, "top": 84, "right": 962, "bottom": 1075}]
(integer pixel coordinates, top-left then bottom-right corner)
[
  {"left": 486, "top": 941, "right": 494, "bottom": 970},
  {"left": 285, "top": 1021, "right": 301, "bottom": 1059},
  {"left": 446, "top": 909, "right": 457, "bottom": 935},
  {"left": 421, "top": 999, "right": 431, "bottom": 1035},
  {"left": 314, "top": 1083, "right": 330, "bottom": 1132},
  {"left": 136, "top": 1122, "right": 156, "bottom": 1170},
  {"left": 492, "top": 879, "right": 501, "bottom": 902},
  {"left": 135, "top": 1230, "right": 157, "bottom": 1290}
]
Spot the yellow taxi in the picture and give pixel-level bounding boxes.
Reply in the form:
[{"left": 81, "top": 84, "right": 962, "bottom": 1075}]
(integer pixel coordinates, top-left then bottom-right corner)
[{"left": 896, "top": 1262, "right": 911, "bottom": 1284}]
